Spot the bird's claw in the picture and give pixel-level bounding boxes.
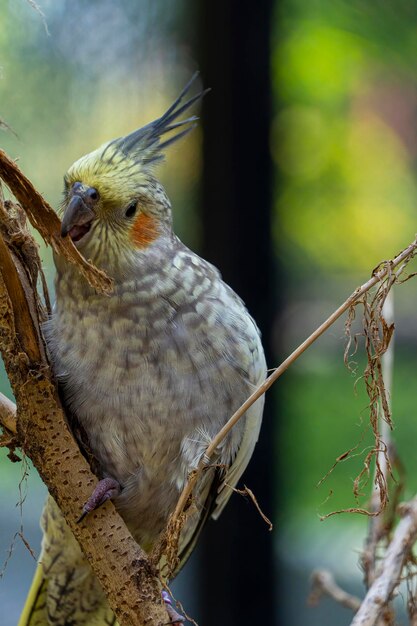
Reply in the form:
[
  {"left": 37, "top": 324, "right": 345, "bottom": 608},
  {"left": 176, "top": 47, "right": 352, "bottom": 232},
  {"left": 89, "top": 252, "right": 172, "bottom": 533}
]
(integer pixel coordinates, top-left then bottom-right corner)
[
  {"left": 77, "top": 477, "right": 121, "bottom": 523},
  {"left": 162, "top": 590, "right": 185, "bottom": 624}
]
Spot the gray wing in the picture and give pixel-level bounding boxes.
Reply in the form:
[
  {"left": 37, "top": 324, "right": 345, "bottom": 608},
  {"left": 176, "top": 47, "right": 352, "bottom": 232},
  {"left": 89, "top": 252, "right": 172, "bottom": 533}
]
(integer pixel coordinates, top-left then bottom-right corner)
[
  {"left": 211, "top": 299, "right": 267, "bottom": 519},
  {"left": 175, "top": 300, "right": 266, "bottom": 573},
  {"left": 212, "top": 387, "right": 265, "bottom": 520}
]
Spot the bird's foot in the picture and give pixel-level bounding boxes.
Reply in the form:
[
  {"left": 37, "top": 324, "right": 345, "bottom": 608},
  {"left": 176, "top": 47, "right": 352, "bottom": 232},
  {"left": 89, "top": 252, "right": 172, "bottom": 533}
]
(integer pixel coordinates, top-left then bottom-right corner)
[
  {"left": 77, "top": 477, "right": 121, "bottom": 523},
  {"left": 162, "top": 590, "right": 185, "bottom": 624}
]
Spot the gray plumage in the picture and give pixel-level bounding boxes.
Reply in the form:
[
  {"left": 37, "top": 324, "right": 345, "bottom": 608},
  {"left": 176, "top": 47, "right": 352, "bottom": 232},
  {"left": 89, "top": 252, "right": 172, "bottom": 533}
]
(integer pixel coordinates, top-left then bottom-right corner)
[{"left": 19, "top": 80, "right": 266, "bottom": 626}]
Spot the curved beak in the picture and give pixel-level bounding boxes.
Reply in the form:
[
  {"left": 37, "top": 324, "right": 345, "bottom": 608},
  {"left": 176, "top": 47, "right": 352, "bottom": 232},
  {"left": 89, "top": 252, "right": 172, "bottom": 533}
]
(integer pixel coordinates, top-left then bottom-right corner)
[{"left": 61, "top": 184, "right": 98, "bottom": 242}]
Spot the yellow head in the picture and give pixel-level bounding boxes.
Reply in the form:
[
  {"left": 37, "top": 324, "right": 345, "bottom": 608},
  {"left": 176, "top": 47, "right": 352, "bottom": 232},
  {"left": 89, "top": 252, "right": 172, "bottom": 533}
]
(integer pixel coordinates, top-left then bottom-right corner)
[{"left": 60, "top": 74, "right": 206, "bottom": 270}]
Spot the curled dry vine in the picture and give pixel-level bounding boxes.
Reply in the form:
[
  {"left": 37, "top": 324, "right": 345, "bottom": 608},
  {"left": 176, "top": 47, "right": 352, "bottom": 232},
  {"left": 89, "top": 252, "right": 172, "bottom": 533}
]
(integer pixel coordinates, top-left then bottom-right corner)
[
  {"left": 318, "top": 250, "right": 417, "bottom": 522},
  {"left": 311, "top": 251, "right": 417, "bottom": 625}
]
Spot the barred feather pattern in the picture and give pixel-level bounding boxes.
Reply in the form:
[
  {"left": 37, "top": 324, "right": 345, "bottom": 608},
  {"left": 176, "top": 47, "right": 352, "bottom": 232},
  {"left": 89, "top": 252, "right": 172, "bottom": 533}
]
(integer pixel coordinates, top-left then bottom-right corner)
[
  {"left": 48, "top": 233, "right": 266, "bottom": 547},
  {"left": 32, "top": 234, "right": 266, "bottom": 624},
  {"left": 19, "top": 498, "right": 116, "bottom": 626}
]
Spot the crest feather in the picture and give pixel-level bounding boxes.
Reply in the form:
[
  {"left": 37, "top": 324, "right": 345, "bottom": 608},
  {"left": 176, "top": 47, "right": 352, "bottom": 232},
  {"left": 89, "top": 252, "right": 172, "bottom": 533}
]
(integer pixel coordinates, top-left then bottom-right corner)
[
  {"left": 65, "top": 73, "right": 208, "bottom": 203},
  {"left": 104, "top": 72, "right": 209, "bottom": 167}
]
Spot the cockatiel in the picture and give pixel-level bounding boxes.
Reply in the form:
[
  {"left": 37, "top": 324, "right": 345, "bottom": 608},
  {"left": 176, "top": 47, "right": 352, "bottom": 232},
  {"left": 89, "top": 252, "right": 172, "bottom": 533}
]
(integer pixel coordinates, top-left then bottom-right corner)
[{"left": 19, "top": 75, "right": 266, "bottom": 626}]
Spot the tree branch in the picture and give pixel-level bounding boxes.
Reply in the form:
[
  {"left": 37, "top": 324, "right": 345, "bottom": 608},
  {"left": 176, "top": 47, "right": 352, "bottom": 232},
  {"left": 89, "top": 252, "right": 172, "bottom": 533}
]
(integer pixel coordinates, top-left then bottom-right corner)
[{"left": 0, "top": 192, "right": 167, "bottom": 624}]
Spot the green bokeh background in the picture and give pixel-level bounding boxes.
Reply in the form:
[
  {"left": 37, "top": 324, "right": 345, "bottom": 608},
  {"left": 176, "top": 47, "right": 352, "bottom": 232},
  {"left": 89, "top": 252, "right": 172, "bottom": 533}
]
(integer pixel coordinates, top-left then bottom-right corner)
[{"left": 2, "top": 1, "right": 417, "bottom": 624}]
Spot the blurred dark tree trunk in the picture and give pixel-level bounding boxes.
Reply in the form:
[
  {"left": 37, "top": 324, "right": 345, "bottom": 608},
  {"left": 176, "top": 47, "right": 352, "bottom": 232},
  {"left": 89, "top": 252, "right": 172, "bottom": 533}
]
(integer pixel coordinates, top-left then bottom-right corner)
[{"left": 194, "top": 1, "right": 278, "bottom": 624}]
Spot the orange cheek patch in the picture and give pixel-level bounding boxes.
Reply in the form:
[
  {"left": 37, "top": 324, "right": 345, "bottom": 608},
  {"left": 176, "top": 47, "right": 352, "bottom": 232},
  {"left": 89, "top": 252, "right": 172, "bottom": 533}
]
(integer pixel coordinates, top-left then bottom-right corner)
[{"left": 130, "top": 213, "right": 160, "bottom": 248}]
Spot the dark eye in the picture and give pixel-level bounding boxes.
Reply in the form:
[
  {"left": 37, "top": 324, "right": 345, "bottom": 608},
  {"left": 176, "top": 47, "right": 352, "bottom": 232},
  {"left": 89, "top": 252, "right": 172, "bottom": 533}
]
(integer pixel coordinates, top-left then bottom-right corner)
[
  {"left": 125, "top": 201, "right": 137, "bottom": 218},
  {"left": 87, "top": 187, "right": 99, "bottom": 201}
]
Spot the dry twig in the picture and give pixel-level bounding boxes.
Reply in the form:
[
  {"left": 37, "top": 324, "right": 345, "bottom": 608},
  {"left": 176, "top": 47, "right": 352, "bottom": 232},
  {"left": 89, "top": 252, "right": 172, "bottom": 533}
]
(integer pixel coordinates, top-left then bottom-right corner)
[
  {"left": 226, "top": 484, "right": 273, "bottom": 531},
  {"left": 309, "top": 569, "right": 361, "bottom": 612}
]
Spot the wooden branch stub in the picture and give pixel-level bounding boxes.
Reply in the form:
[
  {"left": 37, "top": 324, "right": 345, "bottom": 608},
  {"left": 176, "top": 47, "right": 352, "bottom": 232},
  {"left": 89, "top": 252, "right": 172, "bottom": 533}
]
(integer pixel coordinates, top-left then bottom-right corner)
[
  {"left": 0, "top": 392, "right": 17, "bottom": 435},
  {"left": 0, "top": 392, "right": 19, "bottom": 459}
]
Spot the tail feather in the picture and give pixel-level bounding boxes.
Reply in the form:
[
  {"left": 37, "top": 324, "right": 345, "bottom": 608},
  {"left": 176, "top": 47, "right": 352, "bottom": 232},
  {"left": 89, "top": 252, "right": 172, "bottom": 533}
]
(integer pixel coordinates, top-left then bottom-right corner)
[
  {"left": 18, "top": 563, "right": 47, "bottom": 626},
  {"left": 18, "top": 562, "right": 118, "bottom": 626},
  {"left": 18, "top": 496, "right": 118, "bottom": 626}
]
